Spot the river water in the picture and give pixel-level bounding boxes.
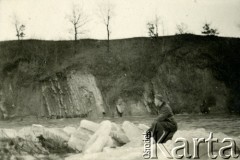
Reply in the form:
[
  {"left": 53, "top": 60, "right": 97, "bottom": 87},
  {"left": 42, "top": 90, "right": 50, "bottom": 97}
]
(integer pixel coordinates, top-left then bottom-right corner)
[{"left": 1, "top": 114, "right": 239, "bottom": 137}]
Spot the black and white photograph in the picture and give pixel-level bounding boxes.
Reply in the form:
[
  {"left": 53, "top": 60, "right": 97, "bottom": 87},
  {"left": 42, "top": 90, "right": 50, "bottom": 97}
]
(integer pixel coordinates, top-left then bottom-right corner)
[{"left": 0, "top": 0, "right": 239, "bottom": 159}]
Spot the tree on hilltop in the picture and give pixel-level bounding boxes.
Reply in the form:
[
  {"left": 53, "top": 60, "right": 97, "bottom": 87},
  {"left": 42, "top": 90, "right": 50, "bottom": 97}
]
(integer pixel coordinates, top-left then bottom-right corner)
[
  {"left": 202, "top": 23, "right": 219, "bottom": 36},
  {"left": 67, "top": 4, "right": 89, "bottom": 41},
  {"left": 147, "top": 15, "right": 165, "bottom": 38},
  {"left": 13, "top": 15, "right": 26, "bottom": 40},
  {"left": 176, "top": 23, "right": 188, "bottom": 35},
  {"left": 97, "top": 0, "right": 115, "bottom": 53}
]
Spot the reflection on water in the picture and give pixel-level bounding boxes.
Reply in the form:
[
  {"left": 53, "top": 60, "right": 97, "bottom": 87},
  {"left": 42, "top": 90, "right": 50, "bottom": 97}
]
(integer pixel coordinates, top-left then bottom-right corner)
[{"left": 0, "top": 114, "right": 239, "bottom": 137}]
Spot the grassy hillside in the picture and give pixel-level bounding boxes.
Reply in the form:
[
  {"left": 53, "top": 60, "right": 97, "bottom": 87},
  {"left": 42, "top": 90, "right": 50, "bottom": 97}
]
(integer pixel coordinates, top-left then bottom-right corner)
[{"left": 0, "top": 34, "right": 240, "bottom": 117}]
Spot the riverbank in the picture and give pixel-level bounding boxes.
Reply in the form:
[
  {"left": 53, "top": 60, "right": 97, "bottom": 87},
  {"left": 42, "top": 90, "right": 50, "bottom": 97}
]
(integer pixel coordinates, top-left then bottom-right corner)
[{"left": 0, "top": 114, "right": 239, "bottom": 137}]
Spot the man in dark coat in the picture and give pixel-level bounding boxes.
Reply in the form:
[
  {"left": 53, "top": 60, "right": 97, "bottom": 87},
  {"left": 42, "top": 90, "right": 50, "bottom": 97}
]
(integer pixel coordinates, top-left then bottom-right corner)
[
  {"left": 200, "top": 100, "right": 210, "bottom": 114},
  {"left": 147, "top": 94, "right": 178, "bottom": 143}
]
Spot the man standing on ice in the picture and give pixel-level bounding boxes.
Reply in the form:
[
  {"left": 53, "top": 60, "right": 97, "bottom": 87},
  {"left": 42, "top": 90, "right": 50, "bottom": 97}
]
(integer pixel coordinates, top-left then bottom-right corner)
[{"left": 147, "top": 94, "right": 178, "bottom": 143}]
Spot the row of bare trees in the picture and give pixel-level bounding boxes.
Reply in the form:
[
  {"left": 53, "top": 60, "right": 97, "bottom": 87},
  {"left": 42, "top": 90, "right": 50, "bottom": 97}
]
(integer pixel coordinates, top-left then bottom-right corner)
[
  {"left": 13, "top": 1, "right": 114, "bottom": 47},
  {"left": 65, "top": 2, "right": 114, "bottom": 53},
  {"left": 67, "top": 1, "right": 114, "bottom": 51},
  {"left": 13, "top": 3, "right": 221, "bottom": 44},
  {"left": 147, "top": 15, "right": 220, "bottom": 38}
]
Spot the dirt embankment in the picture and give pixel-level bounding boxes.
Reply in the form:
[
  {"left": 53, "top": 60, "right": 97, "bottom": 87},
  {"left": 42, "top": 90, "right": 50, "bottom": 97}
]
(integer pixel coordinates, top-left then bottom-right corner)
[{"left": 0, "top": 35, "right": 239, "bottom": 119}]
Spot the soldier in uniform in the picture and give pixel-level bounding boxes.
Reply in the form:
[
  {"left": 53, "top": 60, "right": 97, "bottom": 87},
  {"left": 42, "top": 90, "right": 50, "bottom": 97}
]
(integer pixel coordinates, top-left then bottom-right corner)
[{"left": 147, "top": 94, "right": 178, "bottom": 143}]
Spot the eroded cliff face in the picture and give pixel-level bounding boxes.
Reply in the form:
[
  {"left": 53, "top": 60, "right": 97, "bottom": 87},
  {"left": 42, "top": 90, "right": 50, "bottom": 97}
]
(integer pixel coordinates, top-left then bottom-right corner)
[
  {"left": 1, "top": 36, "right": 239, "bottom": 119},
  {"left": 142, "top": 65, "right": 230, "bottom": 114},
  {"left": 67, "top": 71, "right": 105, "bottom": 117},
  {"left": 0, "top": 71, "right": 105, "bottom": 119},
  {"left": 0, "top": 61, "right": 231, "bottom": 120}
]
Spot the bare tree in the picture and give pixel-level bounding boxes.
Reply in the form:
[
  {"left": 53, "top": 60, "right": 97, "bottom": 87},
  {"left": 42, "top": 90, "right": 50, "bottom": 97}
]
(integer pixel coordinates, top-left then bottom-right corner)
[
  {"left": 147, "top": 15, "right": 167, "bottom": 62},
  {"left": 67, "top": 5, "right": 88, "bottom": 41},
  {"left": 147, "top": 16, "right": 159, "bottom": 38},
  {"left": 147, "top": 15, "right": 165, "bottom": 38},
  {"left": 176, "top": 23, "right": 188, "bottom": 34},
  {"left": 13, "top": 15, "right": 25, "bottom": 40},
  {"left": 97, "top": 1, "right": 114, "bottom": 53}
]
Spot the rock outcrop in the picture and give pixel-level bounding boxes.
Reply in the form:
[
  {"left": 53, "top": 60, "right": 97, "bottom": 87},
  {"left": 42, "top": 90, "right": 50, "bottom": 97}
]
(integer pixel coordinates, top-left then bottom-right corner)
[
  {"left": 67, "top": 72, "right": 105, "bottom": 118},
  {"left": 0, "top": 71, "right": 106, "bottom": 119}
]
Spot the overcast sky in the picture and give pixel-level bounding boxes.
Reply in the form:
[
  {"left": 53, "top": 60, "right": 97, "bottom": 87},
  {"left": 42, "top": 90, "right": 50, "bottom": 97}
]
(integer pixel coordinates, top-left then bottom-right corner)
[{"left": 0, "top": 0, "right": 240, "bottom": 41}]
